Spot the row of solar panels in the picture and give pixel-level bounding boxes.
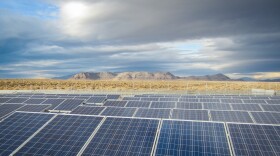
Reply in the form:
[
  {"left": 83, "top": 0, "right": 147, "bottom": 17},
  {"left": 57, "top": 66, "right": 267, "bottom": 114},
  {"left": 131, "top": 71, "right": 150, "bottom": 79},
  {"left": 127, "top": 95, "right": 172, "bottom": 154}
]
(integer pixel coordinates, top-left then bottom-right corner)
[
  {"left": 0, "top": 112, "right": 279, "bottom": 156},
  {"left": 69, "top": 106, "right": 280, "bottom": 124}
]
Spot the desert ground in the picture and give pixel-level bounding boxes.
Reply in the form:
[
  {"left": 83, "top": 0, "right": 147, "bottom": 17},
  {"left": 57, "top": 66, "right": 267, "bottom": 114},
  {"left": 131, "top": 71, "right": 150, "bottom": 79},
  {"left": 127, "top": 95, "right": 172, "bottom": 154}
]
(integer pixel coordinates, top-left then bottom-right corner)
[{"left": 0, "top": 79, "right": 279, "bottom": 94}]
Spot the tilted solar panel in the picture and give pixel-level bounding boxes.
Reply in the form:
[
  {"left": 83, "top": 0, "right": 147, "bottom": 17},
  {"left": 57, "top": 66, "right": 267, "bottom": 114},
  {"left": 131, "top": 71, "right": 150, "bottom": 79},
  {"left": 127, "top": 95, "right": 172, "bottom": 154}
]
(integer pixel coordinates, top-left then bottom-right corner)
[
  {"left": 220, "top": 98, "right": 243, "bottom": 103},
  {"left": 101, "top": 107, "right": 136, "bottom": 117},
  {"left": 250, "top": 112, "right": 280, "bottom": 124},
  {"left": 155, "top": 120, "right": 231, "bottom": 156},
  {"left": 150, "top": 101, "right": 176, "bottom": 109},
  {"left": 125, "top": 101, "right": 151, "bottom": 108},
  {"left": 228, "top": 123, "right": 280, "bottom": 156},
  {"left": 159, "top": 97, "right": 179, "bottom": 102},
  {"left": 0, "top": 112, "right": 54, "bottom": 155},
  {"left": 0, "top": 104, "right": 24, "bottom": 119},
  {"left": 179, "top": 98, "right": 199, "bottom": 102},
  {"left": 199, "top": 98, "right": 220, "bottom": 103},
  {"left": 103, "top": 100, "right": 127, "bottom": 107},
  {"left": 140, "top": 97, "right": 159, "bottom": 101},
  {"left": 53, "top": 99, "right": 84, "bottom": 111},
  {"left": 265, "top": 100, "right": 280, "bottom": 104},
  {"left": 176, "top": 102, "right": 202, "bottom": 109},
  {"left": 24, "top": 98, "right": 46, "bottom": 104},
  {"left": 106, "top": 94, "right": 120, "bottom": 99},
  {"left": 16, "top": 104, "right": 51, "bottom": 112},
  {"left": 6, "top": 98, "right": 29, "bottom": 104},
  {"left": 15, "top": 115, "right": 103, "bottom": 156},
  {"left": 203, "top": 103, "right": 232, "bottom": 110},
  {"left": 211, "top": 111, "right": 253, "bottom": 123},
  {"left": 122, "top": 97, "right": 141, "bottom": 101},
  {"left": 134, "top": 108, "right": 171, "bottom": 119},
  {"left": 86, "top": 96, "right": 107, "bottom": 104},
  {"left": 70, "top": 106, "right": 105, "bottom": 115},
  {"left": 82, "top": 117, "right": 159, "bottom": 156},
  {"left": 243, "top": 99, "right": 266, "bottom": 104},
  {"left": 231, "top": 104, "right": 262, "bottom": 111},
  {"left": 0, "top": 98, "right": 11, "bottom": 103},
  {"left": 261, "top": 104, "right": 280, "bottom": 112},
  {"left": 171, "top": 109, "right": 209, "bottom": 121}
]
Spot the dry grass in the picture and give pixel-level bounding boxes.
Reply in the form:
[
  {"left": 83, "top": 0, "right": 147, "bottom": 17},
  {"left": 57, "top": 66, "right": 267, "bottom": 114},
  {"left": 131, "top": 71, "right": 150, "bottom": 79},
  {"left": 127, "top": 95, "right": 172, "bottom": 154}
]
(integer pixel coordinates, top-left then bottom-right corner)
[{"left": 0, "top": 79, "right": 279, "bottom": 93}]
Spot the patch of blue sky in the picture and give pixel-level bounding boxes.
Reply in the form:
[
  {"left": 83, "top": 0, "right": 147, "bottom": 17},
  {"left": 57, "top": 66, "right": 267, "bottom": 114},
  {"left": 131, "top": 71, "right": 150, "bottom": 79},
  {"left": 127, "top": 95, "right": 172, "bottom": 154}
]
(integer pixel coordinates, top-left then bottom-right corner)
[
  {"left": 0, "top": 0, "right": 58, "bottom": 20},
  {"left": 175, "top": 43, "right": 202, "bottom": 52}
]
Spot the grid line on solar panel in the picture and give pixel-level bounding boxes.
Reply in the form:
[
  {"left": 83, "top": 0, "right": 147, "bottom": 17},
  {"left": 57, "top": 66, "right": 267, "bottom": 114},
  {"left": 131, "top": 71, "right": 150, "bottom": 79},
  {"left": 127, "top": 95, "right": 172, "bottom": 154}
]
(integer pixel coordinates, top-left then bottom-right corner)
[
  {"left": 150, "top": 101, "right": 176, "bottom": 109},
  {"left": 0, "top": 98, "right": 11, "bottom": 103},
  {"left": 231, "top": 104, "right": 262, "bottom": 111},
  {"left": 23, "top": 98, "right": 46, "bottom": 104},
  {"left": 53, "top": 99, "right": 84, "bottom": 111},
  {"left": 227, "top": 123, "right": 280, "bottom": 156},
  {"left": 176, "top": 102, "right": 203, "bottom": 109},
  {"left": 6, "top": 98, "right": 29, "bottom": 104},
  {"left": 210, "top": 110, "right": 254, "bottom": 123},
  {"left": 81, "top": 117, "right": 159, "bottom": 156},
  {"left": 70, "top": 106, "right": 106, "bottom": 115},
  {"left": 171, "top": 109, "right": 209, "bottom": 121},
  {"left": 0, "top": 112, "right": 55, "bottom": 156},
  {"left": 0, "top": 104, "right": 25, "bottom": 119},
  {"left": 103, "top": 100, "right": 127, "bottom": 107},
  {"left": 134, "top": 108, "right": 171, "bottom": 119},
  {"left": 122, "top": 97, "right": 141, "bottom": 101},
  {"left": 14, "top": 114, "right": 103, "bottom": 156},
  {"left": 155, "top": 120, "right": 232, "bottom": 156},
  {"left": 125, "top": 101, "right": 151, "bottom": 108},
  {"left": 101, "top": 107, "right": 136, "bottom": 117},
  {"left": 16, "top": 104, "right": 51, "bottom": 112},
  {"left": 203, "top": 103, "right": 232, "bottom": 110},
  {"left": 261, "top": 104, "right": 280, "bottom": 112},
  {"left": 86, "top": 96, "right": 107, "bottom": 104},
  {"left": 250, "top": 111, "right": 280, "bottom": 124}
]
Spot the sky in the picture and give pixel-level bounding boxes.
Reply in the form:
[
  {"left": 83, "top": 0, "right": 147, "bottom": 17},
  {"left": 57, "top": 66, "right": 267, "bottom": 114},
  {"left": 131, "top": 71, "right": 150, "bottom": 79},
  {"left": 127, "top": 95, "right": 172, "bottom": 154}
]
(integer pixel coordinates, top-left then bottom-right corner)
[{"left": 0, "top": 0, "right": 280, "bottom": 79}]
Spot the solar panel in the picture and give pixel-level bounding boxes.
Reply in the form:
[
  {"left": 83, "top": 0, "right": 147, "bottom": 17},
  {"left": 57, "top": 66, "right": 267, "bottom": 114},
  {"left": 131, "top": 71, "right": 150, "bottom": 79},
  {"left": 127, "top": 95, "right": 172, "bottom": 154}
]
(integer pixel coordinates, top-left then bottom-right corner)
[
  {"left": 30, "top": 95, "right": 46, "bottom": 98},
  {"left": 211, "top": 111, "right": 253, "bottom": 123},
  {"left": 82, "top": 117, "right": 159, "bottom": 156},
  {"left": 199, "top": 98, "right": 220, "bottom": 103},
  {"left": 228, "top": 123, "right": 280, "bottom": 156},
  {"left": 179, "top": 98, "right": 199, "bottom": 102},
  {"left": 180, "top": 95, "right": 197, "bottom": 98},
  {"left": 74, "top": 96, "right": 90, "bottom": 100},
  {"left": 23, "top": 98, "right": 46, "bottom": 104},
  {"left": 231, "top": 104, "right": 262, "bottom": 111},
  {"left": 101, "top": 107, "right": 136, "bottom": 117},
  {"left": 250, "top": 96, "right": 270, "bottom": 99},
  {"left": 70, "top": 106, "right": 105, "bottom": 115},
  {"left": 203, "top": 103, "right": 232, "bottom": 110},
  {"left": 0, "top": 104, "right": 24, "bottom": 119},
  {"left": 103, "top": 100, "right": 127, "bottom": 107},
  {"left": 269, "top": 96, "right": 280, "bottom": 99},
  {"left": 134, "top": 108, "right": 171, "bottom": 119},
  {"left": 261, "top": 104, "right": 280, "bottom": 112},
  {"left": 0, "top": 98, "right": 11, "bottom": 103},
  {"left": 125, "top": 101, "right": 151, "bottom": 108},
  {"left": 86, "top": 96, "right": 107, "bottom": 104},
  {"left": 42, "top": 98, "right": 65, "bottom": 105},
  {"left": 6, "top": 98, "right": 29, "bottom": 104},
  {"left": 220, "top": 98, "right": 243, "bottom": 103},
  {"left": 176, "top": 102, "right": 202, "bottom": 109},
  {"left": 140, "top": 97, "right": 159, "bottom": 101},
  {"left": 15, "top": 115, "right": 103, "bottom": 156},
  {"left": 58, "top": 96, "right": 74, "bottom": 99},
  {"left": 171, "top": 109, "right": 209, "bottom": 121},
  {"left": 265, "top": 100, "right": 280, "bottom": 104},
  {"left": 16, "top": 104, "right": 51, "bottom": 112},
  {"left": 0, "top": 112, "right": 54, "bottom": 155},
  {"left": 243, "top": 99, "right": 266, "bottom": 104},
  {"left": 44, "top": 95, "right": 58, "bottom": 98},
  {"left": 159, "top": 97, "right": 179, "bottom": 102},
  {"left": 250, "top": 112, "right": 280, "bottom": 124},
  {"left": 106, "top": 94, "right": 120, "bottom": 99},
  {"left": 122, "top": 97, "right": 141, "bottom": 101},
  {"left": 53, "top": 99, "right": 84, "bottom": 111},
  {"left": 155, "top": 120, "right": 231, "bottom": 156},
  {"left": 150, "top": 101, "right": 176, "bottom": 109}
]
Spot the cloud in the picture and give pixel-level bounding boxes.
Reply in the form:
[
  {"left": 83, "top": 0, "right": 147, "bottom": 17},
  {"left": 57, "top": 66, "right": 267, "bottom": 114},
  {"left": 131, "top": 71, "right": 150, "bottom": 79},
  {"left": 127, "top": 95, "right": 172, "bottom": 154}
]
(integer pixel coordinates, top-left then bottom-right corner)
[{"left": 0, "top": 0, "right": 280, "bottom": 79}]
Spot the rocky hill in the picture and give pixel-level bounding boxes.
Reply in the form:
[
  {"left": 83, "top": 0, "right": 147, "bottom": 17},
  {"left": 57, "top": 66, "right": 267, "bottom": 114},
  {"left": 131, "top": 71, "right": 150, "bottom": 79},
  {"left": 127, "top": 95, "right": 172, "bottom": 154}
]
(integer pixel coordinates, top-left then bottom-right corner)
[{"left": 67, "top": 72, "right": 234, "bottom": 81}]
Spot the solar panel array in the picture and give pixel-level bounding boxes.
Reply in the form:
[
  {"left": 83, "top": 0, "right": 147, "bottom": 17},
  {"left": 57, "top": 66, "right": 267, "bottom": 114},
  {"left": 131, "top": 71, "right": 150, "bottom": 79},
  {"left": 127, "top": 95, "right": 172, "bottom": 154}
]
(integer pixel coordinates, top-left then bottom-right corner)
[{"left": 0, "top": 93, "right": 279, "bottom": 155}]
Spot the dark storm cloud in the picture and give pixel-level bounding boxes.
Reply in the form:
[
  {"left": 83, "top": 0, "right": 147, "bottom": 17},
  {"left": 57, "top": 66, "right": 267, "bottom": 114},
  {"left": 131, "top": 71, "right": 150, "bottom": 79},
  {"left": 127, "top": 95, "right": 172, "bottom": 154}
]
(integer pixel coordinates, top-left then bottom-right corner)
[{"left": 0, "top": 0, "right": 280, "bottom": 78}]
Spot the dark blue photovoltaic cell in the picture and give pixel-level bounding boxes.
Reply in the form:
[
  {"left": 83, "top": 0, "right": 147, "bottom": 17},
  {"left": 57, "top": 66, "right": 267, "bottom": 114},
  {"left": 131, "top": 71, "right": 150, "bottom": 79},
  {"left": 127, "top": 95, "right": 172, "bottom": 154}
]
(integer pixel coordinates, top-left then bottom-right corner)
[
  {"left": 220, "top": 99, "right": 243, "bottom": 103},
  {"left": 125, "top": 101, "right": 151, "bottom": 108},
  {"left": 24, "top": 98, "right": 46, "bottom": 104},
  {"left": 231, "top": 104, "right": 262, "bottom": 111},
  {"left": 86, "top": 97, "right": 107, "bottom": 104},
  {"left": 171, "top": 109, "right": 209, "bottom": 121},
  {"left": 211, "top": 111, "right": 253, "bottom": 123},
  {"left": 250, "top": 112, "right": 280, "bottom": 124},
  {"left": 103, "top": 100, "right": 127, "bottom": 107},
  {"left": 101, "top": 107, "right": 136, "bottom": 117},
  {"left": 0, "top": 98, "right": 11, "bottom": 103},
  {"left": 176, "top": 102, "right": 202, "bottom": 109},
  {"left": 82, "top": 117, "right": 159, "bottom": 156},
  {"left": 135, "top": 108, "right": 171, "bottom": 119},
  {"left": 0, "top": 104, "right": 24, "bottom": 119},
  {"left": 203, "top": 103, "right": 231, "bottom": 110},
  {"left": 155, "top": 120, "right": 231, "bottom": 156},
  {"left": 54, "top": 99, "right": 84, "bottom": 111},
  {"left": 266, "top": 100, "right": 280, "bottom": 104},
  {"left": 70, "top": 106, "right": 105, "bottom": 115},
  {"left": 0, "top": 112, "right": 54, "bottom": 155},
  {"left": 122, "top": 97, "right": 141, "bottom": 101},
  {"left": 150, "top": 101, "right": 176, "bottom": 109},
  {"left": 6, "top": 98, "right": 29, "bottom": 104},
  {"left": 228, "top": 123, "right": 280, "bottom": 156},
  {"left": 243, "top": 99, "right": 266, "bottom": 104},
  {"left": 16, "top": 104, "right": 51, "bottom": 112},
  {"left": 140, "top": 97, "right": 159, "bottom": 101},
  {"left": 15, "top": 115, "right": 103, "bottom": 156},
  {"left": 106, "top": 94, "right": 120, "bottom": 99},
  {"left": 261, "top": 105, "right": 280, "bottom": 112}
]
